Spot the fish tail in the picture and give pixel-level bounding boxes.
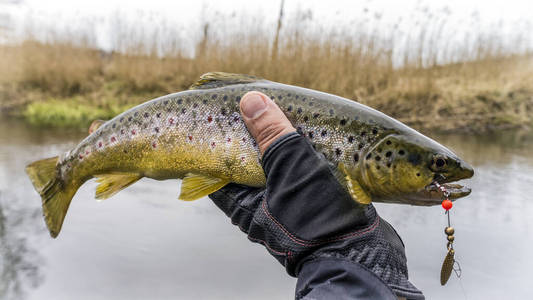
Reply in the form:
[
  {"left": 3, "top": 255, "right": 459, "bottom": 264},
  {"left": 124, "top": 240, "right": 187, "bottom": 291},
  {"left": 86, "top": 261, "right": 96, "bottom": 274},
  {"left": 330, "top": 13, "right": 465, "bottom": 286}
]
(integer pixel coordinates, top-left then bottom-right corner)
[{"left": 25, "top": 156, "right": 79, "bottom": 238}]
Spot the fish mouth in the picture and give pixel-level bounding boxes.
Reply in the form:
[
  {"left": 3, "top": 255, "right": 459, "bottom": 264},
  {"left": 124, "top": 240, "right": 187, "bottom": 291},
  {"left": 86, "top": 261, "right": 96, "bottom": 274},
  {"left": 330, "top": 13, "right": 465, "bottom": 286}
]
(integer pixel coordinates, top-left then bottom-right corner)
[{"left": 424, "top": 182, "right": 471, "bottom": 201}]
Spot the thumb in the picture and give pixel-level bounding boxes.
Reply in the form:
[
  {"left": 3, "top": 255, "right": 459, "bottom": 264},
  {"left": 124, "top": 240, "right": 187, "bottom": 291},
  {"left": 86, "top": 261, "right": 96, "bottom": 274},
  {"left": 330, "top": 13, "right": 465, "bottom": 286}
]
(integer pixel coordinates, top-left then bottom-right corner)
[{"left": 240, "top": 91, "right": 296, "bottom": 154}]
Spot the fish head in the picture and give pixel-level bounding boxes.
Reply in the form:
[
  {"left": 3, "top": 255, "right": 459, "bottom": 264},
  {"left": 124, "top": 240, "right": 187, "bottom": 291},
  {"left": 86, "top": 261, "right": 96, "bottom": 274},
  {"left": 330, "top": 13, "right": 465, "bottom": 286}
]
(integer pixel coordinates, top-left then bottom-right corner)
[{"left": 358, "top": 133, "right": 474, "bottom": 206}]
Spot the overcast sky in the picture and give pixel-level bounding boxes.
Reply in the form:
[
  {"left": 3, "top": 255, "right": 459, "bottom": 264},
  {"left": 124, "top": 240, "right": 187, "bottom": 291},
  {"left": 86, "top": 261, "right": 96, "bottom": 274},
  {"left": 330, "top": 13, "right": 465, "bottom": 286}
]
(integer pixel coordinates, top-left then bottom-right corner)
[{"left": 2, "top": 0, "right": 532, "bottom": 58}]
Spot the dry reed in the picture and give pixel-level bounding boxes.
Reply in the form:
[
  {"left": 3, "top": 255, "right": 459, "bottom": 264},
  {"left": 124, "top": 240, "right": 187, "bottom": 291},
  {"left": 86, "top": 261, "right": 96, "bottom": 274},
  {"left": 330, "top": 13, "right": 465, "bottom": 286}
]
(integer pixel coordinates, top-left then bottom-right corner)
[{"left": 0, "top": 8, "right": 532, "bottom": 132}]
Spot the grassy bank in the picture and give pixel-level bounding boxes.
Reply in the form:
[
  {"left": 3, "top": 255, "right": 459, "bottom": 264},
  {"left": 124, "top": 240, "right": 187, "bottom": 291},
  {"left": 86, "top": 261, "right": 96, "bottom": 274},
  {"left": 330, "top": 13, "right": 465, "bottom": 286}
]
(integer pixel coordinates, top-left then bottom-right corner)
[{"left": 1, "top": 11, "right": 532, "bottom": 133}]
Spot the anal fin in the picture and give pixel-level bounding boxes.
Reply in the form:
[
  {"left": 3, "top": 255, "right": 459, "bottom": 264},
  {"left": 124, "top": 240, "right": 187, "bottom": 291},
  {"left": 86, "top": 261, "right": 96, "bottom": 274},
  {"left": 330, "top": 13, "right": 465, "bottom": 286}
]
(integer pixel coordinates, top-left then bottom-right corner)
[
  {"left": 179, "top": 173, "right": 229, "bottom": 201},
  {"left": 337, "top": 163, "right": 372, "bottom": 205},
  {"left": 94, "top": 173, "right": 142, "bottom": 200}
]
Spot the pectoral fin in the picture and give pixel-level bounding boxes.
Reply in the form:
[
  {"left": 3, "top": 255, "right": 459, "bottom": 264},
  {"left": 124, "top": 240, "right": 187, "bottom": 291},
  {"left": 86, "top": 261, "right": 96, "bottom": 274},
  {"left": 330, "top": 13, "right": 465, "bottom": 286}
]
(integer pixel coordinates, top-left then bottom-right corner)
[
  {"left": 94, "top": 173, "right": 142, "bottom": 200},
  {"left": 179, "top": 173, "right": 229, "bottom": 201},
  {"left": 337, "top": 163, "right": 372, "bottom": 205}
]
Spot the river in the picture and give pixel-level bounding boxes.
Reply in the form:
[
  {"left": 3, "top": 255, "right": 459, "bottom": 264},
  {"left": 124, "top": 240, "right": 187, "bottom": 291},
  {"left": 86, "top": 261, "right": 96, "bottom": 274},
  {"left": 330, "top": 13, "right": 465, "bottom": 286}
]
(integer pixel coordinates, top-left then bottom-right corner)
[{"left": 0, "top": 118, "right": 532, "bottom": 300}]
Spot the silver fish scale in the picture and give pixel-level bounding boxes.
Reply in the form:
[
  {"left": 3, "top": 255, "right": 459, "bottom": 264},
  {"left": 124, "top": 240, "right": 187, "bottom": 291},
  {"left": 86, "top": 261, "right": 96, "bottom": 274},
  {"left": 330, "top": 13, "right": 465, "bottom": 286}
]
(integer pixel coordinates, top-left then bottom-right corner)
[{"left": 63, "top": 81, "right": 394, "bottom": 183}]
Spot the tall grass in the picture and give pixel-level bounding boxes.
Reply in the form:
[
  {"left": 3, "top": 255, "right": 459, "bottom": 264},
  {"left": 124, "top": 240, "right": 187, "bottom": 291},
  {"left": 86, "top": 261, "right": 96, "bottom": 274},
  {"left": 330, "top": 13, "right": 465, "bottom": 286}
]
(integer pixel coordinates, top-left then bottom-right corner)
[{"left": 1, "top": 8, "right": 532, "bottom": 132}]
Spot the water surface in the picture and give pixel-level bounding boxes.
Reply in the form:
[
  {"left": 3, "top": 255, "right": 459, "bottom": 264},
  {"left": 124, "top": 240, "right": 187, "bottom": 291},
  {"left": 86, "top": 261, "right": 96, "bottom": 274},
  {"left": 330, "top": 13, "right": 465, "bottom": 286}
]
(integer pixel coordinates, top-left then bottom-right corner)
[{"left": 1, "top": 118, "right": 532, "bottom": 299}]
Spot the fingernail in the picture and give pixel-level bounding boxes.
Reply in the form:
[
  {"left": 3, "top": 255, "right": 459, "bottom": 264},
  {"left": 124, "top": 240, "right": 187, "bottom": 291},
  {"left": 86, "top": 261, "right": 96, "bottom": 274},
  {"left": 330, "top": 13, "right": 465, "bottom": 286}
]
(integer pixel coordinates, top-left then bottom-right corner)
[{"left": 241, "top": 92, "right": 267, "bottom": 119}]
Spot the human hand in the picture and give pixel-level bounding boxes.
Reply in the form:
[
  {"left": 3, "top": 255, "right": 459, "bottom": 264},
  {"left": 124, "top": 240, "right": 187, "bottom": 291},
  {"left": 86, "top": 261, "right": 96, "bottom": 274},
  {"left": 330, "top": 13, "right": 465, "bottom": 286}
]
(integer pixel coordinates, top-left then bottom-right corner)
[{"left": 209, "top": 91, "right": 424, "bottom": 300}]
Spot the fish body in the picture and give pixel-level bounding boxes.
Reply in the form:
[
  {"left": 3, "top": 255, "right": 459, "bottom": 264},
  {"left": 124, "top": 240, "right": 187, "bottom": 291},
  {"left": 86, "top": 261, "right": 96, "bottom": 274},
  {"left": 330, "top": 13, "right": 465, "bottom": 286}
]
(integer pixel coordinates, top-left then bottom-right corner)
[{"left": 26, "top": 73, "right": 474, "bottom": 237}]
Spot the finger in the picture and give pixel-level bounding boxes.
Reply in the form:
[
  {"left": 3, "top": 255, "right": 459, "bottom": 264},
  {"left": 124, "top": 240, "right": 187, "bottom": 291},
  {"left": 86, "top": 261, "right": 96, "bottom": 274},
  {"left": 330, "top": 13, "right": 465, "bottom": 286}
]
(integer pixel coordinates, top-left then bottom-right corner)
[{"left": 240, "top": 91, "right": 296, "bottom": 154}]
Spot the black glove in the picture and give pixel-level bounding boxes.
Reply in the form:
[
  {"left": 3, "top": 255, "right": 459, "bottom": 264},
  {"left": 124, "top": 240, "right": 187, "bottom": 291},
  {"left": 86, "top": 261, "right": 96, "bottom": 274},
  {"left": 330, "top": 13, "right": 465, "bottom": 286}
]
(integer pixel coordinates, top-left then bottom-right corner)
[{"left": 209, "top": 132, "right": 425, "bottom": 300}]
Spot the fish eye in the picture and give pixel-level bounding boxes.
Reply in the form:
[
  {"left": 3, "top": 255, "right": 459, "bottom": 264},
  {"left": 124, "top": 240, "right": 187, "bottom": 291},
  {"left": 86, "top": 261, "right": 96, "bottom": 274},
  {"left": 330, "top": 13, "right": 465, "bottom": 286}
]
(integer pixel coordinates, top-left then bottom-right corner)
[
  {"left": 436, "top": 158, "right": 446, "bottom": 167},
  {"left": 431, "top": 155, "right": 448, "bottom": 171}
]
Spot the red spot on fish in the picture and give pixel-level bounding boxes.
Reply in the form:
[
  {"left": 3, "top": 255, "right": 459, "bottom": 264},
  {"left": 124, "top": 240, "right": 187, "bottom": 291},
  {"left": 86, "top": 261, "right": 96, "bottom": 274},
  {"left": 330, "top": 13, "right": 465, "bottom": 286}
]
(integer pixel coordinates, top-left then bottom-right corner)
[
  {"left": 188, "top": 135, "right": 193, "bottom": 141},
  {"left": 211, "top": 142, "right": 216, "bottom": 147},
  {"left": 111, "top": 136, "right": 116, "bottom": 142},
  {"left": 207, "top": 116, "right": 213, "bottom": 123},
  {"left": 131, "top": 130, "right": 136, "bottom": 135},
  {"left": 85, "top": 150, "right": 89, "bottom": 155},
  {"left": 169, "top": 118, "right": 174, "bottom": 124},
  {"left": 152, "top": 142, "right": 157, "bottom": 148},
  {"left": 98, "top": 142, "right": 102, "bottom": 148},
  {"left": 241, "top": 156, "right": 245, "bottom": 162},
  {"left": 78, "top": 154, "right": 83, "bottom": 159},
  {"left": 227, "top": 138, "right": 231, "bottom": 143}
]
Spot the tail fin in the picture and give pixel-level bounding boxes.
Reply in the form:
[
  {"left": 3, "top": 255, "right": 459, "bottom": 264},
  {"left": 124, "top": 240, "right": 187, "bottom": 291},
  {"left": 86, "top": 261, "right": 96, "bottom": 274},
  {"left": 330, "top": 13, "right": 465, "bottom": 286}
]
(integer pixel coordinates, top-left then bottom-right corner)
[{"left": 25, "top": 157, "right": 78, "bottom": 238}]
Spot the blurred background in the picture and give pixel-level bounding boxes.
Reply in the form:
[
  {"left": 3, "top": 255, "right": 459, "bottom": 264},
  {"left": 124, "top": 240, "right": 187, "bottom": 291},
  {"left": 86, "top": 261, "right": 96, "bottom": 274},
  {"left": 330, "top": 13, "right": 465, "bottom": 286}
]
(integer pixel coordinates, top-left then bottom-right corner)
[{"left": 1, "top": 0, "right": 532, "bottom": 299}]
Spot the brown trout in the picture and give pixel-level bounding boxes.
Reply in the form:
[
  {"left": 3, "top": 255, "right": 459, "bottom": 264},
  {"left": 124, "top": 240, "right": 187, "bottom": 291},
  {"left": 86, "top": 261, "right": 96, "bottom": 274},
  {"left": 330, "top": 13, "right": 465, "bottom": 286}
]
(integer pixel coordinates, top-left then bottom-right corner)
[{"left": 26, "top": 72, "right": 474, "bottom": 237}]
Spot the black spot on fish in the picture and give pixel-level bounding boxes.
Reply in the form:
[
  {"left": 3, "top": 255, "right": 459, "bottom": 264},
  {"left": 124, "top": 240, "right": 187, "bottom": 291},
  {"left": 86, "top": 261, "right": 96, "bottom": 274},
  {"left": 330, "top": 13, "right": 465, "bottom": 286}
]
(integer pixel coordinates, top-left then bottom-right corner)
[
  {"left": 361, "top": 131, "right": 366, "bottom": 137},
  {"left": 296, "top": 127, "right": 303, "bottom": 134},
  {"left": 321, "top": 130, "right": 327, "bottom": 137},
  {"left": 407, "top": 153, "right": 421, "bottom": 165},
  {"left": 348, "top": 136, "right": 354, "bottom": 143},
  {"left": 221, "top": 108, "right": 227, "bottom": 115},
  {"left": 193, "top": 103, "right": 199, "bottom": 108},
  {"left": 354, "top": 153, "right": 359, "bottom": 162},
  {"left": 302, "top": 97, "right": 306, "bottom": 102},
  {"left": 156, "top": 113, "right": 161, "bottom": 118},
  {"left": 366, "top": 153, "right": 372, "bottom": 159},
  {"left": 309, "top": 102, "right": 314, "bottom": 106},
  {"left": 386, "top": 140, "right": 392, "bottom": 145},
  {"left": 375, "top": 155, "right": 381, "bottom": 161},
  {"left": 295, "top": 95, "right": 299, "bottom": 99},
  {"left": 303, "top": 116, "right": 309, "bottom": 122},
  {"left": 120, "top": 117, "right": 124, "bottom": 122},
  {"left": 398, "top": 150, "right": 405, "bottom": 155},
  {"left": 277, "top": 95, "right": 283, "bottom": 100},
  {"left": 155, "top": 127, "right": 159, "bottom": 133},
  {"left": 128, "top": 117, "right": 132, "bottom": 121},
  {"left": 144, "top": 112, "right": 149, "bottom": 118},
  {"left": 416, "top": 173, "right": 420, "bottom": 176},
  {"left": 134, "top": 112, "right": 138, "bottom": 117},
  {"left": 340, "top": 119, "right": 347, "bottom": 126},
  {"left": 177, "top": 99, "right": 183, "bottom": 104},
  {"left": 167, "top": 108, "right": 172, "bottom": 113},
  {"left": 164, "top": 100, "right": 169, "bottom": 105},
  {"left": 329, "top": 109, "right": 334, "bottom": 116},
  {"left": 212, "top": 94, "right": 217, "bottom": 99},
  {"left": 181, "top": 108, "right": 187, "bottom": 114},
  {"left": 377, "top": 148, "right": 382, "bottom": 153},
  {"left": 123, "top": 149, "right": 128, "bottom": 154},
  {"left": 313, "top": 113, "right": 320, "bottom": 118},
  {"left": 376, "top": 166, "right": 381, "bottom": 170},
  {"left": 372, "top": 128, "right": 378, "bottom": 135},
  {"left": 288, "top": 105, "right": 293, "bottom": 112},
  {"left": 287, "top": 93, "right": 291, "bottom": 97},
  {"left": 358, "top": 144, "right": 363, "bottom": 150},
  {"left": 233, "top": 116, "right": 240, "bottom": 122},
  {"left": 112, "top": 123, "right": 116, "bottom": 128},
  {"left": 297, "top": 108, "right": 302, "bottom": 114},
  {"left": 385, "top": 151, "right": 392, "bottom": 157},
  {"left": 308, "top": 131, "right": 314, "bottom": 139},
  {"left": 387, "top": 163, "right": 391, "bottom": 168},
  {"left": 335, "top": 148, "right": 342, "bottom": 156},
  {"left": 236, "top": 96, "right": 241, "bottom": 102},
  {"left": 202, "top": 99, "right": 207, "bottom": 105},
  {"left": 223, "top": 95, "right": 228, "bottom": 102}
]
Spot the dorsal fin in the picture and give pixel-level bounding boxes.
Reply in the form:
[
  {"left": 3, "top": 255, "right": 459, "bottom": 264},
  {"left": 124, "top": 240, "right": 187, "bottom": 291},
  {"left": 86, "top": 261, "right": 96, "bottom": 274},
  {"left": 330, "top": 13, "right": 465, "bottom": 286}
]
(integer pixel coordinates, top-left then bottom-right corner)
[
  {"left": 189, "top": 72, "right": 264, "bottom": 90},
  {"left": 88, "top": 120, "right": 107, "bottom": 134}
]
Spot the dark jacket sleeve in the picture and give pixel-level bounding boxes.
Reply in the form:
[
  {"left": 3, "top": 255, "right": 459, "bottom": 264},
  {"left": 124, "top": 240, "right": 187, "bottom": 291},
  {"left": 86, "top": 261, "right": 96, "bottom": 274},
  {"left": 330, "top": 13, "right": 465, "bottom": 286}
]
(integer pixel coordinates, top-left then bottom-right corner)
[{"left": 296, "top": 258, "right": 398, "bottom": 300}]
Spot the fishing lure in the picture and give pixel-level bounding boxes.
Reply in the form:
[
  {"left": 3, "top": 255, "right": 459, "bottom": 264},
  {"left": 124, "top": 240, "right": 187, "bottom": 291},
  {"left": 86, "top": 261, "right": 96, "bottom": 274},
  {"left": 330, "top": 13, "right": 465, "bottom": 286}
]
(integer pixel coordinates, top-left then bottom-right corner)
[{"left": 435, "top": 181, "right": 462, "bottom": 285}]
